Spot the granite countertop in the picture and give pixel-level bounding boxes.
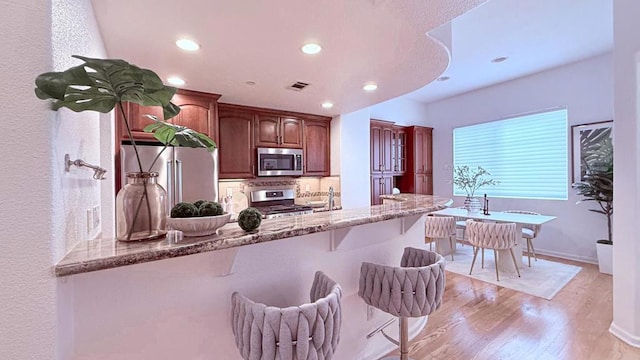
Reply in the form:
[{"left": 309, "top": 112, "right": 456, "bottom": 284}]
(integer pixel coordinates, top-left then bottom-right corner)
[
  {"left": 55, "top": 195, "right": 451, "bottom": 277},
  {"left": 380, "top": 193, "right": 453, "bottom": 204}
]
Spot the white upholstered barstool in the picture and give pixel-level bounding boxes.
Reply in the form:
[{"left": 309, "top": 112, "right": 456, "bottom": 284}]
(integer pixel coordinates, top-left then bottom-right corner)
[
  {"left": 503, "top": 210, "right": 542, "bottom": 267},
  {"left": 359, "top": 247, "right": 446, "bottom": 360},
  {"left": 231, "top": 271, "right": 342, "bottom": 360},
  {"left": 466, "top": 220, "right": 521, "bottom": 281},
  {"left": 425, "top": 215, "right": 456, "bottom": 260}
]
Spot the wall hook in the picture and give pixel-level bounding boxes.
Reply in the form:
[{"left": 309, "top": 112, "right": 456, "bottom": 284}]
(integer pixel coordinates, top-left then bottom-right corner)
[{"left": 65, "top": 154, "right": 107, "bottom": 180}]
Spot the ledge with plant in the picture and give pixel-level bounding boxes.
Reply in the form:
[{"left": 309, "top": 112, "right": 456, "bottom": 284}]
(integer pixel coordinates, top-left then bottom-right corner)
[{"left": 35, "top": 55, "right": 216, "bottom": 241}]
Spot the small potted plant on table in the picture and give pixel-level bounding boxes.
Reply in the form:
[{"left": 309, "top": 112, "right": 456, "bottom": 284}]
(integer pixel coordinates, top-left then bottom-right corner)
[{"left": 452, "top": 165, "right": 498, "bottom": 213}]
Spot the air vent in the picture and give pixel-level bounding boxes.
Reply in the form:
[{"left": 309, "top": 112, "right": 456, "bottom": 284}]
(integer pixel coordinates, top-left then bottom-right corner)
[{"left": 287, "top": 81, "right": 310, "bottom": 91}]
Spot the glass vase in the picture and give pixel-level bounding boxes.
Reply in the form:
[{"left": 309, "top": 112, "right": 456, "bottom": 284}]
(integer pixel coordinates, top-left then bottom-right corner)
[
  {"left": 464, "top": 196, "right": 482, "bottom": 214},
  {"left": 116, "top": 172, "right": 167, "bottom": 241}
]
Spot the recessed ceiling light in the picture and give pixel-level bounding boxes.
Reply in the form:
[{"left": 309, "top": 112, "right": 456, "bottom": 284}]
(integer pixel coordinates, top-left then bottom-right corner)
[
  {"left": 301, "top": 43, "right": 322, "bottom": 55},
  {"left": 436, "top": 76, "right": 450, "bottom": 82},
  {"left": 176, "top": 39, "right": 200, "bottom": 51},
  {"left": 491, "top": 56, "right": 508, "bottom": 63},
  {"left": 321, "top": 102, "right": 334, "bottom": 109},
  {"left": 363, "top": 83, "right": 378, "bottom": 92},
  {"left": 245, "top": 81, "right": 256, "bottom": 86},
  {"left": 167, "top": 77, "right": 185, "bottom": 86}
]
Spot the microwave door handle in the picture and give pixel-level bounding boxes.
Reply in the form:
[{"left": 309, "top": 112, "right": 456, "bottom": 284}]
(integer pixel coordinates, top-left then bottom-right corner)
[
  {"left": 176, "top": 160, "right": 183, "bottom": 204},
  {"left": 167, "top": 160, "right": 174, "bottom": 210}
]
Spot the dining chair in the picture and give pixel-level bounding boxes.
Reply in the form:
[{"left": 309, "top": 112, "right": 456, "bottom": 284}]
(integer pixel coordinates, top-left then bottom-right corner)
[
  {"left": 503, "top": 210, "right": 542, "bottom": 267},
  {"left": 454, "top": 206, "right": 468, "bottom": 244},
  {"left": 466, "top": 219, "right": 521, "bottom": 281},
  {"left": 425, "top": 215, "right": 457, "bottom": 260}
]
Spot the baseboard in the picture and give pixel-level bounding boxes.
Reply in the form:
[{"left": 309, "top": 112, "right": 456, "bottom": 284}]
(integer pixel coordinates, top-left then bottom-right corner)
[
  {"left": 534, "top": 249, "right": 598, "bottom": 265},
  {"left": 453, "top": 242, "right": 598, "bottom": 265},
  {"left": 610, "top": 321, "right": 640, "bottom": 348}
]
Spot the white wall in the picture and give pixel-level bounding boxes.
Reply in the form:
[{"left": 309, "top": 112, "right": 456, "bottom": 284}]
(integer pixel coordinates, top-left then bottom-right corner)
[
  {"left": 51, "top": 0, "right": 110, "bottom": 258},
  {"left": 370, "top": 97, "right": 430, "bottom": 126},
  {"left": 333, "top": 108, "right": 372, "bottom": 208},
  {"left": 425, "top": 53, "right": 613, "bottom": 263},
  {"left": 611, "top": 0, "right": 640, "bottom": 347},
  {"left": 0, "top": 1, "right": 56, "bottom": 359},
  {"left": 0, "top": 0, "right": 108, "bottom": 358}
]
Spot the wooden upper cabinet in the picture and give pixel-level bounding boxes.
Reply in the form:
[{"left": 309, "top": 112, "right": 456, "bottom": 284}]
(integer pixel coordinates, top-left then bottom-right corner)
[
  {"left": 303, "top": 120, "right": 330, "bottom": 176},
  {"left": 281, "top": 117, "right": 303, "bottom": 148},
  {"left": 125, "top": 104, "right": 164, "bottom": 140},
  {"left": 382, "top": 126, "right": 393, "bottom": 173},
  {"left": 117, "top": 89, "right": 220, "bottom": 142},
  {"left": 171, "top": 92, "right": 217, "bottom": 139},
  {"left": 255, "top": 113, "right": 280, "bottom": 147},
  {"left": 371, "top": 122, "right": 383, "bottom": 173},
  {"left": 255, "top": 114, "right": 302, "bottom": 148},
  {"left": 393, "top": 127, "right": 407, "bottom": 174},
  {"left": 218, "top": 105, "right": 255, "bottom": 179},
  {"left": 370, "top": 119, "right": 396, "bottom": 174},
  {"left": 414, "top": 127, "right": 433, "bottom": 175}
]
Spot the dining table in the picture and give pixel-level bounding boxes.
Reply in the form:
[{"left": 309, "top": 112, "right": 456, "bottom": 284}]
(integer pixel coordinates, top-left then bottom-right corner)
[{"left": 429, "top": 207, "right": 556, "bottom": 272}]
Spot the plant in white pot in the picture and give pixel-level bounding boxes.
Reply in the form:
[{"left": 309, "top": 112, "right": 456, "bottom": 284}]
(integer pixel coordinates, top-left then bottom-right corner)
[
  {"left": 34, "top": 55, "right": 216, "bottom": 241},
  {"left": 572, "top": 135, "right": 613, "bottom": 274},
  {"left": 452, "top": 165, "right": 498, "bottom": 213}
]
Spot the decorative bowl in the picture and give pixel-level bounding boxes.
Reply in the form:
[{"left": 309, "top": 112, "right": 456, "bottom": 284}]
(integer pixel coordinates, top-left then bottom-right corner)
[
  {"left": 166, "top": 213, "right": 231, "bottom": 237},
  {"left": 307, "top": 200, "right": 327, "bottom": 208}
]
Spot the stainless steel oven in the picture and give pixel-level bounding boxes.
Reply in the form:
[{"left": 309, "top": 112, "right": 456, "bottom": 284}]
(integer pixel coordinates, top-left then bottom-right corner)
[{"left": 257, "top": 147, "right": 303, "bottom": 176}]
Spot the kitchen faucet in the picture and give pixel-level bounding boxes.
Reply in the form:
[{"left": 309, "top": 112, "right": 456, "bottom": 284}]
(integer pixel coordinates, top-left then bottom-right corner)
[{"left": 328, "top": 186, "right": 334, "bottom": 211}]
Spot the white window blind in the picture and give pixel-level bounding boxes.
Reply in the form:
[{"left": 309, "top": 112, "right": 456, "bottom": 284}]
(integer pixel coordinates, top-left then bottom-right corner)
[{"left": 453, "top": 108, "right": 568, "bottom": 200}]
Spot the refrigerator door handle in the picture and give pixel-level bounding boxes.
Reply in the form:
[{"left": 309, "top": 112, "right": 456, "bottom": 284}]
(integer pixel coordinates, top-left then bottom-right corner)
[
  {"left": 167, "top": 160, "right": 174, "bottom": 210},
  {"left": 176, "top": 160, "right": 183, "bottom": 204}
]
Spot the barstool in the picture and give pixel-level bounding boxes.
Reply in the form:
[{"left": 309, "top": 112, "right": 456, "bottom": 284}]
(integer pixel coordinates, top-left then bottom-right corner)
[
  {"left": 231, "top": 271, "right": 342, "bottom": 360},
  {"left": 359, "top": 247, "right": 446, "bottom": 360}
]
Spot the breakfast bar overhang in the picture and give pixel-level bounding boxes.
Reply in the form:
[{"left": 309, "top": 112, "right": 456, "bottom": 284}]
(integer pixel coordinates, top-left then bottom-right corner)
[{"left": 56, "top": 195, "right": 451, "bottom": 360}]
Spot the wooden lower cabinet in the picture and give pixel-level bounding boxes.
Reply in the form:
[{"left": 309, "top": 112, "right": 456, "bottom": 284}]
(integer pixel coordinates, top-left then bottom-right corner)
[
  {"left": 303, "top": 120, "right": 330, "bottom": 176},
  {"left": 371, "top": 175, "right": 393, "bottom": 205},
  {"left": 218, "top": 105, "right": 255, "bottom": 179}
]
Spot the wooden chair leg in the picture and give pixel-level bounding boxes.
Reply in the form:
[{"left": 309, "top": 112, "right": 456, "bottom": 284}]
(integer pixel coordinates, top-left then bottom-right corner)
[
  {"left": 481, "top": 248, "right": 485, "bottom": 268},
  {"left": 493, "top": 249, "right": 499, "bottom": 281},
  {"left": 449, "top": 236, "right": 454, "bottom": 261},
  {"left": 469, "top": 246, "right": 479, "bottom": 275},
  {"left": 509, "top": 248, "right": 521, "bottom": 277},
  {"left": 529, "top": 239, "right": 537, "bottom": 261},
  {"left": 526, "top": 239, "right": 532, "bottom": 267}
]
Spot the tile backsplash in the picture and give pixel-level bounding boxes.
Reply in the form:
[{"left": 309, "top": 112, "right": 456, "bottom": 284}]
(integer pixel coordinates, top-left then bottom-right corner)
[{"left": 218, "top": 176, "right": 341, "bottom": 213}]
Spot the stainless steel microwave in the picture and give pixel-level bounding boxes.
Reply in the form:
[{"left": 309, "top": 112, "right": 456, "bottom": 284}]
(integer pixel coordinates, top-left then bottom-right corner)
[{"left": 257, "top": 147, "right": 304, "bottom": 176}]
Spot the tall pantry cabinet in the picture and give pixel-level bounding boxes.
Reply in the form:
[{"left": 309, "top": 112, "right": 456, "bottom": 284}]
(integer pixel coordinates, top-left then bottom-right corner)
[{"left": 397, "top": 126, "right": 433, "bottom": 195}]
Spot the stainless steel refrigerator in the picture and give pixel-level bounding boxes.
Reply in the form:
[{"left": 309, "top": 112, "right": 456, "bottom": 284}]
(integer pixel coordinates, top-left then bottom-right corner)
[{"left": 121, "top": 143, "right": 219, "bottom": 213}]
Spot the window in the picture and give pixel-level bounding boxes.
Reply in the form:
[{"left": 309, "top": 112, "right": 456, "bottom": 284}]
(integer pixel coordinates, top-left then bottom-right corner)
[{"left": 453, "top": 108, "right": 568, "bottom": 200}]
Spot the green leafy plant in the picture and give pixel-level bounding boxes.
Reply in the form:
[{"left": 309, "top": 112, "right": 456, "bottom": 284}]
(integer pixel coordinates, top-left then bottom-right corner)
[
  {"left": 572, "top": 136, "right": 613, "bottom": 244},
  {"left": 452, "top": 165, "right": 499, "bottom": 197},
  {"left": 34, "top": 55, "right": 216, "bottom": 240}
]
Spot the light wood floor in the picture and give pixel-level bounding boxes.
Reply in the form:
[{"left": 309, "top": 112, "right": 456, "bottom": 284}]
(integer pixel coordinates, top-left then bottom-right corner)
[{"left": 387, "top": 255, "right": 640, "bottom": 360}]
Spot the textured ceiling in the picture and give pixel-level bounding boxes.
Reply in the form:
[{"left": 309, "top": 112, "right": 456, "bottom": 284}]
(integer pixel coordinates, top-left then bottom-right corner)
[
  {"left": 405, "top": 0, "right": 613, "bottom": 103},
  {"left": 90, "top": 0, "right": 487, "bottom": 116}
]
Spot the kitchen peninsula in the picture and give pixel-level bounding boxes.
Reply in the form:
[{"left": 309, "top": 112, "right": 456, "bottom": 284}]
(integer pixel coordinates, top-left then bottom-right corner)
[{"left": 57, "top": 195, "right": 450, "bottom": 360}]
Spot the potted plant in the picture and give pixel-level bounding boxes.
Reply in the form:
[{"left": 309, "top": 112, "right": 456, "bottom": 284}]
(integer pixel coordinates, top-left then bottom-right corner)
[
  {"left": 452, "top": 165, "right": 498, "bottom": 213},
  {"left": 35, "top": 55, "right": 216, "bottom": 241},
  {"left": 572, "top": 136, "right": 613, "bottom": 274}
]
